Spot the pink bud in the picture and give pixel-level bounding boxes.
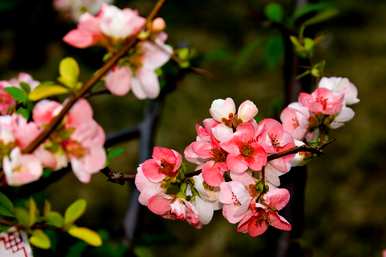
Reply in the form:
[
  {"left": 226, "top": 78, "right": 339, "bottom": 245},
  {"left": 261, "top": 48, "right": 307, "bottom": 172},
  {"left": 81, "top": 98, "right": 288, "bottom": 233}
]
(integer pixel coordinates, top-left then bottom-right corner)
[
  {"left": 237, "top": 100, "right": 258, "bottom": 122},
  {"left": 151, "top": 17, "right": 166, "bottom": 33},
  {"left": 209, "top": 98, "right": 236, "bottom": 122}
]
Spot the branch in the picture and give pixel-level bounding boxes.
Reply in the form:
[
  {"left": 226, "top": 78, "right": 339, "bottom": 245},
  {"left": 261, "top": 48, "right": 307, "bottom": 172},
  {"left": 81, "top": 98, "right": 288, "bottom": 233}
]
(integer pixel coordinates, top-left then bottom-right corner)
[
  {"left": 267, "top": 145, "right": 322, "bottom": 161},
  {"left": 22, "top": 0, "right": 167, "bottom": 154},
  {"left": 101, "top": 168, "right": 136, "bottom": 185}
]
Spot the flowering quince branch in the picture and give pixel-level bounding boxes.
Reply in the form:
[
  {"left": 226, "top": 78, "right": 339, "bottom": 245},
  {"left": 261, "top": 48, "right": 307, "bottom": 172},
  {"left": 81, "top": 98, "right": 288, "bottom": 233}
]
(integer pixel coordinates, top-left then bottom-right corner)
[
  {"left": 134, "top": 76, "right": 359, "bottom": 237},
  {"left": 23, "top": 0, "right": 168, "bottom": 154}
]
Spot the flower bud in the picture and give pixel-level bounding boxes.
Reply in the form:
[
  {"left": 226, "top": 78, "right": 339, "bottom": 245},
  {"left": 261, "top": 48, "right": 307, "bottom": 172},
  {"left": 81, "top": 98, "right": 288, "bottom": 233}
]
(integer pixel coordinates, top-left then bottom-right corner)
[
  {"left": 209, "top": 98, "right": 236, "bottom": 122},
  {"left": 151, "top": 17, "right": 166, "bottom": 33},
  {"left": 237, "top": 100, "right": 258, "bottom": 122}
]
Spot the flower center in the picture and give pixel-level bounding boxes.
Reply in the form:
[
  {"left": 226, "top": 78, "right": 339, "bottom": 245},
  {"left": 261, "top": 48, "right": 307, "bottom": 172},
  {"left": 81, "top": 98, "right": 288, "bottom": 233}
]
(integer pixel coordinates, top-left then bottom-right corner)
[
  {"left": 63, "top": 140, "right": 87, "bottom": 158},
  {"left": 159, "top": 160, "right": 175, "bottom": 177},
  {"left": 241, "top": 144, "right": 254, "bottom": 157},
  {"left": 292, "top": 117, "right": 299, "bottom": 129},
  {"left": 211, "top": 148, "right": 227, "bottom": 163}
]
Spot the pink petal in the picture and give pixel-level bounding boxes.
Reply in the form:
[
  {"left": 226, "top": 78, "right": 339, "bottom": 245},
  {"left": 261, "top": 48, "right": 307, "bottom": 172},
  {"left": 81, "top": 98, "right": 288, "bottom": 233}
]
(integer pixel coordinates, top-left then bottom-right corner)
[
  {"left": 141, "top": 159, "right": 165, "bottom": 183},
  {"left": 105, "top": 66, "right": 132, "bottom": 96},
  {"left": 148, "top": 194, "right": 172, "bottom": 215},
  {"left": 264, "top": 188, "right": 290, "bottom": 210},
  {"left": 268, "top": 212, "right": 292, "bottom": 231},
  {"left": 202, "top": 163, "right": 223, "bottom": 187},
  {"left": 227, "top": 154, "right": 248, "bottom": 174}
]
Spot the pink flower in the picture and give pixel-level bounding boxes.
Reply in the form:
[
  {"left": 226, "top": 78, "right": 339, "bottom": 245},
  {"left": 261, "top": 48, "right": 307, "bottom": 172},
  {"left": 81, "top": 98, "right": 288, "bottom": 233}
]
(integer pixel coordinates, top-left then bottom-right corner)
[
  {"left": 63, "top": 13, "right": 103, "bottom": 48},
  {"left": 3, "top": 148, "right": 43, "bottom": 186},
  {"left": 11, "top": 115, "right": 40, "bottom": 150},
  {"left": 318, "top": 77, "right": 359, "bottom": 105},
  {"left": 219, "top": 181, "right": 252, "bottom": 223},
  {"left": 237, "top": 188, "right": 291, "bottom": 237},
  {"left": 221, "top": 122, "right": 267, "bottom": 174},
  {"left": 99, "top": 4, "right": 145, "bottom": 39},
  {"left": 0, "top": 116, "right": 15, "bottom": 146},
  {"left": 148, "top": 194, "right": 202, "bottom": 228},
  {"left": 238, "top": 100, "right": 258, "bottom": 123},
  {"left": 141, "top": 147, "right": 182, "bottom": 183},
  {"left": 209, "top": 98, "right": 236, "bottom": 123},
  {"left": 0, "top": 87, "right": 15, "bottom": 115},
  {"left": 329, "top": 106, "right": 355, "bottom": 129},
  {"left": 34, "top": 145, "right": 68, "bottom": 171},
  {"left": 63, "top": 4, "right": 145, "bottom": 48},
  {"left": 105, "top": 66, "right": 132, "bottom": 96},
  {"left": 209, "top": 98, "right": 258, "bottom": 125},
  {"left": 104, "top": 34, "right": 172, "bottom": 99},
  {"left": 184, "top": 121, "right": 228, "bottom": 187},
  {"left": 64, "top": 100, "right": 106, "bottom": 183},
  {"left": 32, "top": 100, "right": 62, "bottom": 126},
  {"left": 135, "top": 166, "right": 163, "bottom": 206},
  {"left": 257, "top": 119, "right": 295, "bottom": 173},
  {"left": 280, "top": 102, "right": 310, "bottom": 140},
  {"left": 299, "top": 87, "right": 344, "bottom": 115}
]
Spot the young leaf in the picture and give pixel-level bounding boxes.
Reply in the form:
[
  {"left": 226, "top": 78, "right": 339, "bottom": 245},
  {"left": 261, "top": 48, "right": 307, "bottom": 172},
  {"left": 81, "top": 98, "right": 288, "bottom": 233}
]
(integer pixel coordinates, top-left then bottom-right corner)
[
  {"left": 64, "top": 199, "right": 87, "bottom": 225},
  {"left": 58, "top": 57, "right": 80, "bottom": 89},
  {"left": 264, "top": 3, "right": 284, "bottom": 23},
  {"left": 30, "top": 229, "right": 51, "bottom": 249},
  {"left": 29, "top": 84, "right": 69, "bottom": 101},
  {"left": 15, "top": 208, "right": 30, "bottom": 227},
  {"left": 134, "top": 247, "right": 154, "bottom": 257},
  {"left": 43, "top": 200, "right": 51, "bottom": 217},
  {"left": 302, "top": 8, "right": 338, "bottom": 27},
  {"left": 16, "top": 107, "right": 30, "bottom": 119},
  {"left": 19, "top": 82, "right": 32, "bottom": 93},
  {"left": 46, "top": 211, "right": 64, "bottom": 228},
  {"left": 107, "top": 147, "right": 126, "bottom": 161},
  {"left": 28, "top": 198, "right": 38, "bottom": 226},
  {"left": 292, "top": 3, "right": 332, "bottom": 21},
  {"left": 4, "top": 87, "right": 28, "bottom": 103},
  {"left": 0, "top": 192, "right": 14, "bottom": 218},
  {"left": 68, "top": 226, "right": 102, "bottom": 247}
]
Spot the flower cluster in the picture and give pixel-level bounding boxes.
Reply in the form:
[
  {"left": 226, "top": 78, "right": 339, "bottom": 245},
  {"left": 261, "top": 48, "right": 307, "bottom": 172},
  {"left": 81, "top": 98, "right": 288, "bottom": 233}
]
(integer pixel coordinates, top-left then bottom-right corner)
[
  {"left": 0, "top": 73, "right": 106, "bottom": 186},
  {"left": 64, "top": 4, "right": 172, "bottom": 99},
  {"left": 135, "top": 76, "right": 359, "bottom": 237},
  {"left": 280, "top": 77, "right": 359, "bottom": 165}
]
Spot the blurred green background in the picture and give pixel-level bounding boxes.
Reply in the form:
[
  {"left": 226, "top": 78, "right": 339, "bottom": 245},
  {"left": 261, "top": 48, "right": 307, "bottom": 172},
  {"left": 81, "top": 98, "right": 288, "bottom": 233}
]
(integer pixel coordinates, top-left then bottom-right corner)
[{"left": 1, "top": 0, "right": 385, "bottom": 256}]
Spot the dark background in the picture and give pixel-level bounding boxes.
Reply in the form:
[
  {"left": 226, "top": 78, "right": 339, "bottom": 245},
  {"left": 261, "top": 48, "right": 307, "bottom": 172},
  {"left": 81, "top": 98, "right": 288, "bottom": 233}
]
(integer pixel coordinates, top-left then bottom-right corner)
[{"left": 0, "top": 0, "right": 385, "bottom": 256}]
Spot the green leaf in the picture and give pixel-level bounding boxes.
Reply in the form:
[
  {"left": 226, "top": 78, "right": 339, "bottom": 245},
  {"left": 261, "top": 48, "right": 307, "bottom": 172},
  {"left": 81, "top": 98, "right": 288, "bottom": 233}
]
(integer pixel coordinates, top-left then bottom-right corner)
[
  {"left": 58, "top": 57, "right": 80, "bottom": 89},
  {"left": 292, "top": 3, "right": 333, "bottom": 21},
  {"left": 30, "top": 229, "right": 51, "bottom": 249},
  {"left": 19, "top": 82, "right": 31, "bottom": 94},
  {"left": 15, "top": 208, "right": 30, "bottom": 227},
  {"left": 43, "top": 201, "right": 51, "bottom": 217},
  {"left": 4, "top": 87, "right": 28, "bottom": 103},
  {"left": 29, "top": 83, "right": 69, "bottom": 101},
  {"left": 303, "top": 8, "right": 338, "bottom": 27},
  {"left": 46, "top": 211, "right": 64, "bottom": 228},
  {"left": 264, "top": 3, "right": 284, "bottom": 23},
  {"left": 68, "top": 226, "right": 102, "bottom": 247},
  {"left": 16, "top": 107, "right": 30, "bottom": 119},
  {"left": 107, "top": 147, "right": 126, "bottom": 161},
  {"left": 64, "top": 199, "right": 87, "bottom": 225},
  {"left": 28, "top": 198, "right": 38, "bottom": 226},
  {"left": 0, "top": 192, "right": 14, "bottom": 218}
]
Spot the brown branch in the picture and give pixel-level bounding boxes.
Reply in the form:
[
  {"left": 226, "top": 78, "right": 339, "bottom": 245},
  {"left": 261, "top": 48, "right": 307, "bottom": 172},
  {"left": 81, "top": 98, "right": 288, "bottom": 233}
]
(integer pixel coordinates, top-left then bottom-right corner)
[
  {"left": 101, "top": 168, "right": 136, "bottom": 185},
  {"left": 22, "top": 0, "right": 168, "bottom": 154},
  {"left": 267, "top": 145, "right": 322, "bottom": 161}
]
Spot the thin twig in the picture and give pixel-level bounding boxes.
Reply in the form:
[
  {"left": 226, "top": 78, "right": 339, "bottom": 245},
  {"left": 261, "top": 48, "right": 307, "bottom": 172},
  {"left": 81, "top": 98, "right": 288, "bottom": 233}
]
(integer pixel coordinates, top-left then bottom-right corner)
[
  {"left": 22, "top": 0, "right": 168, "bottom": 154},
  {"left": 101, "top": 168, "right": 136, "bottom": 185}
]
